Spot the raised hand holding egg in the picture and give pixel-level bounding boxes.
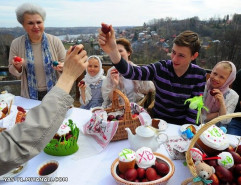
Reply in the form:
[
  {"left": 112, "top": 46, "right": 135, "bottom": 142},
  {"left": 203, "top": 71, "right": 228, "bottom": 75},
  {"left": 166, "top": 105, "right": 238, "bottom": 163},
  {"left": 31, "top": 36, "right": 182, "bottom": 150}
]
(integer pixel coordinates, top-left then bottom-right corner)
[{"left": 101, "top": 23, "right": 111, "bottom": 34}]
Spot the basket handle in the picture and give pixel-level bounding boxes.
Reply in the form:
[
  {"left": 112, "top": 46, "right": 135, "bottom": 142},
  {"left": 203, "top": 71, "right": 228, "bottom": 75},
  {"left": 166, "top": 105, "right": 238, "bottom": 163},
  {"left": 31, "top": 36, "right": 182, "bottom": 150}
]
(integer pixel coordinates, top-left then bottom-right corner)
[
  {"left": 112, "top": 89, "right": 133, "bottom": 121},
  {"left": 186, "top": 112, "right": 241, "bottom": 177}
]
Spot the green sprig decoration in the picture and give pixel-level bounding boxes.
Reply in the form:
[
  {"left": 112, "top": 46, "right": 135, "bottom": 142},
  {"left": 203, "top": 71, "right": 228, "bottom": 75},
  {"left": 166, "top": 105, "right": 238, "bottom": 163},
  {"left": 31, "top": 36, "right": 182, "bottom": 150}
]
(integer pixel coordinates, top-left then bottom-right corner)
[{"left": 184, "top": 94, "right": 208, "bottom": 124}]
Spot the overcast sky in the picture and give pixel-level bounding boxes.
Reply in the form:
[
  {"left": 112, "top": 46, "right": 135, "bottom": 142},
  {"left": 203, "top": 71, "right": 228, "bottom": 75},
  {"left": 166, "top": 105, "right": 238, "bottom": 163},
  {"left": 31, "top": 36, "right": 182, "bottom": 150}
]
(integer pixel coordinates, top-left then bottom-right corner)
[{"left": 1, "top": 0, "right": 241, "bottom": 28}]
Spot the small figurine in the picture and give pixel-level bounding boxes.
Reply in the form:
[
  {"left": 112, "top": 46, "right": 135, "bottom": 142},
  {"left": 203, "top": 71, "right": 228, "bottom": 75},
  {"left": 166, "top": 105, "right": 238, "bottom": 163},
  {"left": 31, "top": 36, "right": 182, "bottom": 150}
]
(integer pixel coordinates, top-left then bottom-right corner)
[
  {"left": 181, "top": 161, "right": 215, "bottom": 185},
  {"left": 182, "top": 128, "right": 194, "bottom": 139}
]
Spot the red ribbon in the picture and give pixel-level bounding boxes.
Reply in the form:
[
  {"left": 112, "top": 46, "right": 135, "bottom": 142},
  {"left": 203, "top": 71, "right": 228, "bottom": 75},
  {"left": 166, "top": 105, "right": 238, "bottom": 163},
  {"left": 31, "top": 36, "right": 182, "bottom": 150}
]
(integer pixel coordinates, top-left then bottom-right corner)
[{"left": 202, "top": 153, "right": 221, "bottom": 160}]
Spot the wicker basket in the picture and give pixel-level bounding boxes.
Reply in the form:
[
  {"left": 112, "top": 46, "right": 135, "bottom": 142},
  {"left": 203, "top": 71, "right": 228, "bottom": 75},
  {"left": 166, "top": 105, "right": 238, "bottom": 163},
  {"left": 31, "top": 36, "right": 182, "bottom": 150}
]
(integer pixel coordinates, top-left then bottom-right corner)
[
  {"left": 185, "top": 112, "right": 241, "bottom": 177},
  {"left": 105, "top": 89, "right": 141, "bottom": 142}
]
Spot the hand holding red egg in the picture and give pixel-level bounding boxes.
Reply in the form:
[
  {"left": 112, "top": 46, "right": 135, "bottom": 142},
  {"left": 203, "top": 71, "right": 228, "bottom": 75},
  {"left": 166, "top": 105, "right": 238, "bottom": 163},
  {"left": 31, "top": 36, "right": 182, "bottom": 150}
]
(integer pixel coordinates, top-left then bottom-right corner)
[
  {"left": 210, "top": 89, "right": 218, "bottom": 96},
  {"left": 70, "top": 45, "right": 82, "bottom": 54},
  {"left": 14, "top": 56, "right": 22, "bottom": 62},
  {"left": 111, "top": 69, "right": 118, "bottom": 75},
  {"left": 78, "top": 81, "right": 85, "bottom": 86},
  {"left": 101, "top": 23, "right": 111, "bottom": 34},
  {"left": 78, "top": 81, "right": 86, "bottom": 92},
  {"left": 12, "top": 56, "right": 24, "bottom": 69},
  {"left": 110, "top": 69, "right": 119, "bottom": 87}
]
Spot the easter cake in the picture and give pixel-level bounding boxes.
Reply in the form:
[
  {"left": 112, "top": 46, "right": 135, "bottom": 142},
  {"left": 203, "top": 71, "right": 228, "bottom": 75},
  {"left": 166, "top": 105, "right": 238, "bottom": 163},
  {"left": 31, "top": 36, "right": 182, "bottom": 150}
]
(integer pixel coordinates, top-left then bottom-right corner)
[
  {"left": 196, "top": 124, "right": 229, "bottom": 156},
  {"left": 0, "top": 101, "right": 26, "bottom": 130},
  {"left": 118, "top": 149, "right": 136, "bottom": 174},
  {"left": 0, "top": 91, "right": 15, "bottom": 118},
  {"left": 135, "top": 147, "right": 156, "bottom": 169},
  {"left": 0, "top": 100, "right": 8, "bottom": 119},
  {"left": 44, "top": 119, "right": 79, "bottom": 156}
]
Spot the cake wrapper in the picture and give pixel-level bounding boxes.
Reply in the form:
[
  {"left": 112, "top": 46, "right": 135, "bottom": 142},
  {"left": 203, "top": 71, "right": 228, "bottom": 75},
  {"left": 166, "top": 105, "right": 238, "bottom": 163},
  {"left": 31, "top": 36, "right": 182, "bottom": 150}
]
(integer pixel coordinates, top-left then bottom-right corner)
[
  {"left": 118, "top": 160, "right": 135, "bottom": 174},
  {"left": 0, "top": 105, "right": 18, "bottom": 130}
]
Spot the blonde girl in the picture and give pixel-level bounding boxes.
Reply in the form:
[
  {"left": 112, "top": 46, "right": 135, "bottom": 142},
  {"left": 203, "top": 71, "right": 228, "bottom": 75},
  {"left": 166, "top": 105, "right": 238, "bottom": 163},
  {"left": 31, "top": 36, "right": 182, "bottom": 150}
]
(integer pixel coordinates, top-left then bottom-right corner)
[
  {"left": 79, "top": 56, "right": 105, "bottom": 109},
  {"left": 203, "top": 61, "right": 238, "bottom": 126}
]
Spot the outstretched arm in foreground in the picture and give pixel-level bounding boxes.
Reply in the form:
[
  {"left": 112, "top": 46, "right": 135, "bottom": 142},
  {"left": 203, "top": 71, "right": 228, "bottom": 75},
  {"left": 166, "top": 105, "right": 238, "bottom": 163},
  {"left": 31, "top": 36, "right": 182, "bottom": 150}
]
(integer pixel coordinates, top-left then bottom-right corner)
[{"left": 0, "top": 44, "right": 88, "bottom": 175}]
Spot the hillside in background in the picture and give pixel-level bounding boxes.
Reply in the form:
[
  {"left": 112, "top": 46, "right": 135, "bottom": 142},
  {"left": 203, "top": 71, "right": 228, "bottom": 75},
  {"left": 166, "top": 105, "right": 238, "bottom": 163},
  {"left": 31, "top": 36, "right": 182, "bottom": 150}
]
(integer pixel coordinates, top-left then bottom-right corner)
[
  {"left": 1, "top": 14, "right": 241, "bottom": 71},
  {"left": 0, "top": 26, "right": 133, "bottom": 38}
]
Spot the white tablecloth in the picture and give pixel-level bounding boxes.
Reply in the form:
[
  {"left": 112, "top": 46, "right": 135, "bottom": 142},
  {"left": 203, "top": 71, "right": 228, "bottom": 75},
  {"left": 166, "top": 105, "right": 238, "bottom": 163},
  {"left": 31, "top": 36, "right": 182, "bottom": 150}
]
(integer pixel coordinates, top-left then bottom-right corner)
[
  {"left": 1, "top": 98, "right": 239, "bottom": 185},
  {"left": 14, "top": 96, "right": 41, "bottom": 110}
]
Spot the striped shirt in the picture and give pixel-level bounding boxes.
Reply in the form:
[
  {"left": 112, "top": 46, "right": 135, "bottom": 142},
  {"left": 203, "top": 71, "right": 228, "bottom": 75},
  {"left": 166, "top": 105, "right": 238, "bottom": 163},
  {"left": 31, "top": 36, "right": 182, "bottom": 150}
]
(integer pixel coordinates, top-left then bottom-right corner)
[{"left": 114, "top": 58, "right": 206, "bottom": 125}]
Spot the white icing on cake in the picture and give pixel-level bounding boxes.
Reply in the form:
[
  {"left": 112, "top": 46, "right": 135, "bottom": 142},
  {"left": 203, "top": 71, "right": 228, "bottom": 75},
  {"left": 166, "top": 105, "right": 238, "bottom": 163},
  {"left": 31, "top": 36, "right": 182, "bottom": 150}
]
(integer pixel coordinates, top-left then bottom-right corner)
[
  {"left": 217, "top": 152, "right": 234, "bottom": 169},
  {"left": 118, "top": 149, "right": 135, "bottom": 162},
  {"left": 135, "top": 147, "right": 156, "bottom": 169},
  {"left": 199, "top": 125, "right": 229, "bottom": 150},
  {"left": 57, "top": 124, "right": 71, "bottom": 136}
]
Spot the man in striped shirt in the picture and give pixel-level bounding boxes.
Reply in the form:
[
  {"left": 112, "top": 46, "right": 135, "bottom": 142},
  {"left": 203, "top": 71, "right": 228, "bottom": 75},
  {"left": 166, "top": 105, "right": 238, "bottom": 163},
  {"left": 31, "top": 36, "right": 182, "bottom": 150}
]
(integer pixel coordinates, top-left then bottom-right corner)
[{"left": 98, "top": 26, "right": 206, "bottom": 125}]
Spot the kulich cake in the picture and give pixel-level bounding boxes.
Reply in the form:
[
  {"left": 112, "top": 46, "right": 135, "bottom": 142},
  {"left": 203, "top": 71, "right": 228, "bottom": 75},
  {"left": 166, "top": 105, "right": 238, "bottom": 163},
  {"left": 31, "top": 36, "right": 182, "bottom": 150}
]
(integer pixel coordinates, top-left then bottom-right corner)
[
  {"left": 196, "top": 125, "right": 229, "bottom": 156},
  {"left": 44, "top": 119, "right": 79, "bottom": 156},
  {"left": 0, "top": 105, "right": 26, "bottom": 132},
  {"left": 135, "top": 147, "right": 156, "bottom": 169},
  {"left": 118, "top": 149, "right": 136, "bottom": 174},
  {"left": 0, "top": 111, "right": 6, "bottom": 120},
  {"left": 0, "top": 91, "right": 15, "bottom": 121},
  {"left": 152, "top": 119, "right": 160, "bottom": 129},
  {"left": 0, "top": 100, "right": 8, "bottom": 116}
]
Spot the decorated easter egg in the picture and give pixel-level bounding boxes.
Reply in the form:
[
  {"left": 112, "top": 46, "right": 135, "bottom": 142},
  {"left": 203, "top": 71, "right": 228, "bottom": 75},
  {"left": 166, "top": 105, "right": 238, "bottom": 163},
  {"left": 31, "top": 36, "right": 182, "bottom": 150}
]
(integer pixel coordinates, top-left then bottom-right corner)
[
  {"left": 217, "top": 152, "right": 234, "bottom": 169},
  {"left": 190, "top": 148, "right": 203, "bottom": 161}
]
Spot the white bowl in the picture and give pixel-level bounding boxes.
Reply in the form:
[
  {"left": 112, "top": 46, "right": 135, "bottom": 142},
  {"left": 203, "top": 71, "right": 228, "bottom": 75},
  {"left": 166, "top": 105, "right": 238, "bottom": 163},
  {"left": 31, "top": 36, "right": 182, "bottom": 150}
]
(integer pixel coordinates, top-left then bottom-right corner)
[
  {"left": 37, "top": 160, "right": 59, "bottom": 185},
  {"left": 111, "top": 152, "right": 175, "bottom": 185}
]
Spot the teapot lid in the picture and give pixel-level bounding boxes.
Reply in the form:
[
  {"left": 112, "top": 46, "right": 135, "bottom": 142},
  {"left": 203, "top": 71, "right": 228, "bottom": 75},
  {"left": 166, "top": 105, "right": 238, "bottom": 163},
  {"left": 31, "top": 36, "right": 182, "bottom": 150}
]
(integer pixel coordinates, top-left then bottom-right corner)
[{"left": 136, "top": 125, "right": 155, "bottom": 137}]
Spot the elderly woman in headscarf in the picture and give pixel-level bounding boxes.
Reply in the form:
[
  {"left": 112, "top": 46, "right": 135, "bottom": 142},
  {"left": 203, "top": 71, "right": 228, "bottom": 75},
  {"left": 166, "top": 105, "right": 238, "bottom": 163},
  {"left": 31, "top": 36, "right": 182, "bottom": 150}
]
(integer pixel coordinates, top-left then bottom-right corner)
[
  {"left": 78, "top": 56, "right": 106, "bottom": 109},
  {"left": 202, "top": 61, "right": 239, "bottom": 127},
  {"left": 8, "top": 3, "right": 66, "bottom": 100}
]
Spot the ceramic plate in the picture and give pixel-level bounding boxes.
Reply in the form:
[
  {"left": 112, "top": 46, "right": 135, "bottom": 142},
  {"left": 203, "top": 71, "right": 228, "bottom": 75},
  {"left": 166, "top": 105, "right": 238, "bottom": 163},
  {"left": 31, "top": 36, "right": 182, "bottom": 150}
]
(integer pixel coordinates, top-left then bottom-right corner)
[
  {"left": 0, "top": 162, "right": 27, "bottom": 180},
  {"left": 153, "top": 118, "right": 168, "bottom": 131}
]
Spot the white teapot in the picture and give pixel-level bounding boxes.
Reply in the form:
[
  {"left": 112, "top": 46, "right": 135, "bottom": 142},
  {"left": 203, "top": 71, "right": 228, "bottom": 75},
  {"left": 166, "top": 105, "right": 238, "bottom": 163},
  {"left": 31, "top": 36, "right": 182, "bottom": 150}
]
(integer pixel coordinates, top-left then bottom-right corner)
[{"left": 125, "top": 125, "right": 168, "bottom": 152}]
